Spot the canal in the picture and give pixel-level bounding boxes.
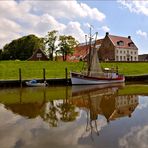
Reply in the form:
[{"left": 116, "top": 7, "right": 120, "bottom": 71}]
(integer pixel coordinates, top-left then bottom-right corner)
[{"left": 0, "top": 84, "right": 148, "bottom": 148}]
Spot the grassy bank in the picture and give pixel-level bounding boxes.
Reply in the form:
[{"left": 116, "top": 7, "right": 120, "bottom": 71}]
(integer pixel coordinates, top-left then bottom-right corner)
[{"left": 0, "top": 61, "right": 148, "bottom": 80}]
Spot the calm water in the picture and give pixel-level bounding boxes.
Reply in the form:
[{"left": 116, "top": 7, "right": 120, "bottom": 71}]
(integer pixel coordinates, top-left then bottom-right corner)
[{"left": 0, "top": 84, "right": 148, "bottom": 148}]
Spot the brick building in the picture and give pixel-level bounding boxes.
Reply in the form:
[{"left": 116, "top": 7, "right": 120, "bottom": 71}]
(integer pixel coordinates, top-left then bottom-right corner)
[
  {"left": 70, "top": 33, "right": 138, "bottom": 62},
  {"left": 99, "top": 32, "right": 138, "bottom": 61}
]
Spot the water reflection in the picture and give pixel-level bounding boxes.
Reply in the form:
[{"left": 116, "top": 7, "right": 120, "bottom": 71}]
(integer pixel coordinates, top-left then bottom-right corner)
[
  {"left": 1, "top": 84, "right": 139, "bottom": 129},
  {"left": 0, "top": 85, "right": 148, "bottom": 148},
  {"left": 3, "top": 87, "right": 79, "bottom": 127},
  {"left": 70, "top": 85, "right": 139, "bottom": 140}
]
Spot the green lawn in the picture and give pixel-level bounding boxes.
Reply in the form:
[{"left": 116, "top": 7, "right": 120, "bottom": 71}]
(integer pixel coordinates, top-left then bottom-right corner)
[
  {"left": 0, "top": 61, "right": 148, "bottom": 80},
  {"left": 102, "top": 62, "right": 148, "bottom": 76}
]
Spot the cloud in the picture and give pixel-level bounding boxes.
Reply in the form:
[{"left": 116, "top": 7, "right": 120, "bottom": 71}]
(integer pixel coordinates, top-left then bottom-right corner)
[
  {"left": 29, "top": 0, "right": 105, "bottom": 21},
  {"left": 80, "top": 3, "right": 105, "bottom": 21},
  {"left": 118, "top": 0, "right": 148, "bottom": 16},
  {"left": 136, "top": 30, "right": 147, "bottom": 38},
  {"left": 0, "top": 0, "right": 106, "bottom": 48},
  {"left": 0, "top": 104, "right": 108, "bottom": 148},
  {"left": 62, "top": 21, "right": 85, "bottom": 42},
  {"left": 119, "top": 125, "right": 148, "bottom": 148},
  {"left": 101, "top": 26, "right": 110, "bottom": 32},
  {"left": 0, "top": 17, "right": 22, "bottom": 49}
]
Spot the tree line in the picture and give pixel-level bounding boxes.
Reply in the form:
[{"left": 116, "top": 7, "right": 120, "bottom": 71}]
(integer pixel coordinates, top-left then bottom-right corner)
[{"left": 0, "top": 30, "right": 78, "bottom": 61}]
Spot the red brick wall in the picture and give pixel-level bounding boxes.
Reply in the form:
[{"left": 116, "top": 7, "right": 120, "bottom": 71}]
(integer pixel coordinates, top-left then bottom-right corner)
[{"left": 98, "top": 36, "right": 115, "bottom": 61}]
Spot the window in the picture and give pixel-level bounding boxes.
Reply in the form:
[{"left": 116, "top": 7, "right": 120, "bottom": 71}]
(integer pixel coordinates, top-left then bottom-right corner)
[
  {"left": 131, "top": 51, "right": 133, "bottom": 54},
  {"left": 120, "top": 56, "right": 122, "bottom": 61},
  {"left": 128, "top": 42, "right": 134, "bottom": 47},
  {"left": 36, "top": 53, "right": 42, "bottom": 58},
  {"left": 120, "top": 50, "right": 122, "bottom": 54},
  {"left": 117, "top": 41, "right": 124, "bottom": 46},
  {"left": 116, "top": 56, "right": 118, "bottom": 61}
]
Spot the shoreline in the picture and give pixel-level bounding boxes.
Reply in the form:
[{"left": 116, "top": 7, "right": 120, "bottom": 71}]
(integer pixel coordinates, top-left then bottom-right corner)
[{"left": 0, "top": 74, "right": 148, "bottom": 87}]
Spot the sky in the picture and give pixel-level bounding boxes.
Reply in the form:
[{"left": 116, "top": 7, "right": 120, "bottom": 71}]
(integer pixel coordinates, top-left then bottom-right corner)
[{"left": 0, "top": 0, "right": 148, "bottom": 54}]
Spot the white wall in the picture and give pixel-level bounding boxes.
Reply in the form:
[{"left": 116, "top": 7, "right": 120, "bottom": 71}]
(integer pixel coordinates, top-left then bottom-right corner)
[{"left": 115, "top": 48, "right": 138, "bottom": 61}]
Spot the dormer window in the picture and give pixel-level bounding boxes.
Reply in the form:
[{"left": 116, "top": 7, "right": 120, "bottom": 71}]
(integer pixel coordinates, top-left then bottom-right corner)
[
  {"left": 128, "top": 42, "right": 134, "bottom": 47},
  {"left": 117, "top": 41, "right": 124, "bottom": 46}
]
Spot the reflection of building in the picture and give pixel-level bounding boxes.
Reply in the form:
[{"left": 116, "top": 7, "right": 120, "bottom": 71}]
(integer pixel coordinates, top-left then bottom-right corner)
[
  {"left": 71, "top": 92, "right": 139, "bottom": 123},
  {"left": 109, "top": 95, "right": 139, "bottom": 120}
]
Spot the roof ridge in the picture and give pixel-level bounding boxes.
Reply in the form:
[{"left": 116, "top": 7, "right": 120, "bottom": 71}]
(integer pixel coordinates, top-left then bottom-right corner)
[{"left": 108, "top": 34, "right": 130, "bottom": 39}]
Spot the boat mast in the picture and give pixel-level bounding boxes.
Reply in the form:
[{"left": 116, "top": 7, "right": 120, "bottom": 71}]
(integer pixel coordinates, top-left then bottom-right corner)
[{"left": 87, "top": 26, "right": 92, "bottom": 76}]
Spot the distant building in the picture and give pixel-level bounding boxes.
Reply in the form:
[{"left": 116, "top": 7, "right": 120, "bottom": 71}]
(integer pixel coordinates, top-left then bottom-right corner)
[
  {"left": 27, "top": 49, "right": 49, "bottom": 61},
  {"left": 99, "top": 32, "right": 138, "bottom": 61},
  {"left": 69, "top": 33, "right": 138, "bottom": 62},
  {"left": 138, "top": 54, "right": 148, "bottom": 61},
  {"left": 67, "top": 39, "right": 103, "bottom": 62}
]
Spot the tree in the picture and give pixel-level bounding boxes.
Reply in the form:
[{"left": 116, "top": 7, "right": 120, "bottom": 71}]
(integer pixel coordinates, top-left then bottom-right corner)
[
  {"left": 44, "top": 30, "right": 58, "bottom": 61},
  {"left": 0, "top": 49, "right": 2, "bottom": 60},
  {"left": 1, "top": 34, "right": 45, "bottom": 60},
  {"left": 58, "top": 35, "right": 78, "bottom": 61}
]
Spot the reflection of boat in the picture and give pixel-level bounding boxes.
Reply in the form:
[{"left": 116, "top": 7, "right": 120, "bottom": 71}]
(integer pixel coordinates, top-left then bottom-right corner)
[
  {"left": 72, "top": 83, "right": 124, "bottom": 96},
  {"left": 26, "top": 80, "right": 47, "bottom": 87},
  {"left": 70, "top": 27, "right": 125, "bottom": 85}
]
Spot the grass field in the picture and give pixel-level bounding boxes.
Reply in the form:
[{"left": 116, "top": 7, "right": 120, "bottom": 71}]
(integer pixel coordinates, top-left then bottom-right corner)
[{"left": 0, "top": 61, "right": 148, "bottom": 80}]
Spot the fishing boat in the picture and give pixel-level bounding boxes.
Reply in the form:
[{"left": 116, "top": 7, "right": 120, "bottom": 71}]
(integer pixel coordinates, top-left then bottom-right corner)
[
  {"left": 70, "top": 27, "right": 125, "bottom": 85},
  {"left": 25, "top": 80, "right": 47, "bottom": 87}
]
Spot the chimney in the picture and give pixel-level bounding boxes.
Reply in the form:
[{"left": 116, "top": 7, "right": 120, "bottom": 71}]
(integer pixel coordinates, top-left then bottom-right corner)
[
  {"left": 106, "top": 32, "right": 109, "bottom": 36},
  {"left": 128, "top": 36, "right": 131, "bottom": 39}
]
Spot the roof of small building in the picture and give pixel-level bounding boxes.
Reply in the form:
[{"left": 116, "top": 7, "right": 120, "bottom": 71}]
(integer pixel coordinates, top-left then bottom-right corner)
[
  {"left": 138, "top": 54, "right": 148, "bottom": 61},
  {"left": 107, "top": 34, "right": 138, "bottom": 49},
  {"left": 27, "top": 49, "right": 49, "bottom": 61}
]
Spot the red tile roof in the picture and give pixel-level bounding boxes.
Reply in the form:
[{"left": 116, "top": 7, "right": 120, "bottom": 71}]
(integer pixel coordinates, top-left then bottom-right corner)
[
  {"left": 67, "top": 39, "right": 103, "bottom": 61},
  {"left": 67, "top": 44, "right": 89, "bottom": 61},
  {"left": 108, "top": 35, "right": 138, "bottom": 49}
]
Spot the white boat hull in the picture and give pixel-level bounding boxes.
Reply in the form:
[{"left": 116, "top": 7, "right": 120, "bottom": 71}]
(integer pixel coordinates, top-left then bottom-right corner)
[{"left": 70, "top": 72, "right": 125, "bottom": 85}]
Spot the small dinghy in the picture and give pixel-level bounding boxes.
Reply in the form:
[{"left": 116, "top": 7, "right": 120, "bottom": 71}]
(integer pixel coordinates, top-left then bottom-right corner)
[{"left": 25, "top": 80, "right": 47, "bottom": 87}]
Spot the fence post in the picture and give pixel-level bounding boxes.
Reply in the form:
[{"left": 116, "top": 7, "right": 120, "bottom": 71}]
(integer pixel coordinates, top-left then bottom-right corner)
[
  {"left": 65, "top": 67, "right": 68, "bottom": 85},
  {"left": 43, "top": 68, "right": 46, "bottom": 82},
  {"left": 19, "top": 68, "right": 22, "bottom": 88}
]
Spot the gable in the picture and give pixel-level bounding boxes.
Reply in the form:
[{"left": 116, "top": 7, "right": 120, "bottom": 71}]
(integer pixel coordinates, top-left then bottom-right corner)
[
  {"left": 27, "top": 49, "right": 49, "bottom": 61},
  {"left": 108, "top": 35, "right": 138, "bottom": 50}
]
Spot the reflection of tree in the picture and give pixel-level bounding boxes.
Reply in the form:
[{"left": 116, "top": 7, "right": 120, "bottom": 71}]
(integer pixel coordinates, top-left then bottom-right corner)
[
  {"left": 42, "top": 101, "right": 59, "bottom": 127},
  {"left": 42, "top": 86, "right": 78, "bottom": 126},
  {"left": 57, "top": 101, "right": 78, "bottom": 122},
  {"left": 57, "top": 86, "right": 78, "bottom": 122}
]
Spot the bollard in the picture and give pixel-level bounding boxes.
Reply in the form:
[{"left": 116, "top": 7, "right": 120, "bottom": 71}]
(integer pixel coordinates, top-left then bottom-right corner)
[
  {"left": 65, "top": 67, "right": 68, "bottom": 85},
  {"left": 43, "top": 68, "right": 46, "bottom": 82},
  {"left": 19, "top": 68, "right": 22, "bottom": 88}
]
